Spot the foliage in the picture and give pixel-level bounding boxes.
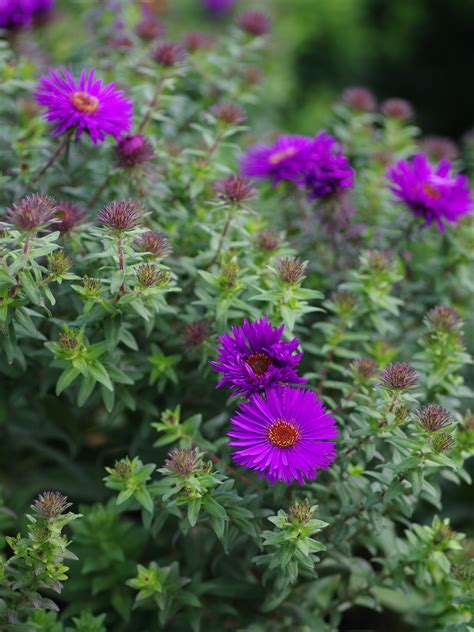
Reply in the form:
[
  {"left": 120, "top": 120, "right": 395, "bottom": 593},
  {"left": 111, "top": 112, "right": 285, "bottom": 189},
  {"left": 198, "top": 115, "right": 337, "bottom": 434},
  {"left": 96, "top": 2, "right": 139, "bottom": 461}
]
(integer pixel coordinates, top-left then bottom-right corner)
[{"left": 0, "top": 2, "right": 472, "bottom": 631}]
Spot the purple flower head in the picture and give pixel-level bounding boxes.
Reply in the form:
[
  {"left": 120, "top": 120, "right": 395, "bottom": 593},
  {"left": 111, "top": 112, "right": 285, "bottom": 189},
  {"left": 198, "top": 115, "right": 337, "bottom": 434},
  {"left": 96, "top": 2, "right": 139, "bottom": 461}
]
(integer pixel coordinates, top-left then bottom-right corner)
[
  {"left": 202, "top": 0, "right": 236, "bottom": 15},
  {"left": 228, "top": 386, "right": 338, "bottom": 484},
  {"left": 387, "top": 153, "right": 473, "bottom": 231},
  {"left": 0, "top": 0, "right": 34, "bottom": 30},
  {"left": 34, "top": 67, "right": 133, "bottom": 144},
  {"left": 211, "top": 316, "right": 305, "bottom": 398},
  {"left": 240, "top": 134, "right": 313, "bottom": 185},
  {"left": 304, "top": 131, "right": 354, "bottom": 199}
]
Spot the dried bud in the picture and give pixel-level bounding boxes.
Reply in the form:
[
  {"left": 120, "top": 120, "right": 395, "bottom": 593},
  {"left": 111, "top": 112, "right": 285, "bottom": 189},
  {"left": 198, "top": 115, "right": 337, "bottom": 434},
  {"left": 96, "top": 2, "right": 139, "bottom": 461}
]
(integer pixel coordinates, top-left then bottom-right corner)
[
  {"left": 115, "top": 134, "right": 154, "bottom": 168},
  {"left": 33, "top": 491, "right": 72, "bottom": 518},
  {"left": 416, "top": 404, "right": 453, "bottom": 432},
  {"left": 136, "top": 15, "right": 166, "bottom": 41},
  {"left": 289, "top": 498, "right": 314, "bottom": 524},
  {"left": 214, "top": 174, "right": 256, "bottom": 204},
  {"left": 426, "top": 305, "right": 462, "bottom": 331},
  {"left": 342, "top": 86, "right": 377, "bottom": 112},
  {"left": 352, "top": 357, "right": 379, "bottom": 379},
  {"left": 150, "top": 40, "right": 186, "bottom": 67},
  {"left": 431, "top": 432, "right": 455, "bottom": 454},
  {"left": 164, "top": 447, "right": 200, "bottom": 476},
  {"left": 421, "top": 136, "right": 458, "bottom": 161},
  {"left": 47, "top": 251, "right": 72, "bottom": 278},
  {"left": 433, "top": 521, "right": 454, "bottom": 544},
  {"left": 243, "top": 65, "right": 263, "bottom": 86},
  {"left": 108, "top": 33, "right": 134, "bottom": 51},
  {"left": 114, "top": 459, "right": 133, "bottom": 478},
  {"left": 380, "top": 362, "right": 418, "bottom": 391},
  {"left": 276, "top": 256, "right": 307, "bottom": 285},
  {"left": 54, "top": 201, "right": 87, "bottom": 234},
  {"left": 331, "top": 290, "right": 357, "bottom": 313},
  {"left": 361, "top": 249, "right": 392, "bottom": 273},
  {"left": 83, "top": 276, "right": 101, "bottom": 295},
  {"left": 381, "top": 98, "right": 413, "bottom": 121},
  {"left": 97, "top": 200, "right": 142, "bottom": 231},
  {"left": 183, "top": 31, "right": 214, "bottom": 52},
  {"left": 5, "top": 194, "right": 58, "bottom": 231},
  {"left": 209, "top": 102, "right": 246, "bottom": 125},
  {"left": 257, "top": 230, "right": 280, "bottom": 252},
  {"left": 58, "top": 326, "right": 80, "bottom": 352},
  {"left": 184, "top": 320, "right": 210, "bottom": 347},
  {"left": 156, "top": 270, "right": 171, "bottom": 286},
  {"left": 136, "top": 264, "right": 158, "bottom": 287},
  {"left": 135, "top": 231, "right": 172, "bottom": 258},
  {"left": 219, "top": 260, "right": 240, "bottom": 287},
  {"left": 237, "top": 11, "right": 272, "bottom": 36}
]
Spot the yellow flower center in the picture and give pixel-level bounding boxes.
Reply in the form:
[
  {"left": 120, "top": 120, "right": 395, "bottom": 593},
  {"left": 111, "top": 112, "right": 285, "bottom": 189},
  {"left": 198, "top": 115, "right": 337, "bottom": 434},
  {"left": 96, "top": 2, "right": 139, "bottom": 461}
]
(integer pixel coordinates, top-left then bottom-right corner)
[
  {"left": 267, "top": 420, "right": 300, "bottom": 448},
  {"left": 246, "top": 352, "right": 272, "bottom": 376},
  {"left": 71, "top": 91, "right": 99, "bottom": 114},
  {"left": 422, "top": 183, "right": 441, "bottom": 200},
  {"left": 269, "top": 147, "right": 297, "bottom": 165}
]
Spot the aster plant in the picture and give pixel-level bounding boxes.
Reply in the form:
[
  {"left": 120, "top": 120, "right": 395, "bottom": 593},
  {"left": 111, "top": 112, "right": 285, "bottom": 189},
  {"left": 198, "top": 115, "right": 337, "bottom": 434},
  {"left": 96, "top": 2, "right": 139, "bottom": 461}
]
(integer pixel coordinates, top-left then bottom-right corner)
[{"left": 0, "top": 4, "right": 472, "bottom": 632}]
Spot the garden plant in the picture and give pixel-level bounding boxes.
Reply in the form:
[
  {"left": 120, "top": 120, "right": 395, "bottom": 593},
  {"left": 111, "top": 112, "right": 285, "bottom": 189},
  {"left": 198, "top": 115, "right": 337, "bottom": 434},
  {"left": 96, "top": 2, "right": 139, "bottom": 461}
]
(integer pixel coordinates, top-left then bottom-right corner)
[{"left": 0, "top": 1, "right": 473, "bottom": 631}]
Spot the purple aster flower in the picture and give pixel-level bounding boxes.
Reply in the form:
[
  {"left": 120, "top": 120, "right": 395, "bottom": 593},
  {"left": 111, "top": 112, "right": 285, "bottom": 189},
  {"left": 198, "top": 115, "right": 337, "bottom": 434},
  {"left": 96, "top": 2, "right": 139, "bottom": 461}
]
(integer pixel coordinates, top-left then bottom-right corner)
[
  {"left": 34, "top": 67, "right": 133, "bottom": 144},
  {"left": 202, "top": 0, "right": 236, "bottom": 15},
  {"left": 387, "top": 153, "right": 473, "bottom": 231},
  {"left": 211, "top": 316, "right": 305, "bottom": 398},
  {"left": 303, "top": 131, "right": 354, "bottom": 199},
  {"left": 0, "top": 0, "right": 33, "bottom": 29},
  {"left": 228, "top": 386, "right": 338, "bottom": 484},
  {"left": 240, "top": 134, "right": 313, "bottom": 185}
]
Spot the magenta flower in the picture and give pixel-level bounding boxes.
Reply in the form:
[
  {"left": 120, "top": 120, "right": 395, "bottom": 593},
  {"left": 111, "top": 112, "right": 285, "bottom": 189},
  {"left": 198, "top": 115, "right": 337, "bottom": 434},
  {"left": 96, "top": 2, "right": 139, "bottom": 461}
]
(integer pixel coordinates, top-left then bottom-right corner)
[
  {"left": 211, "top": 316, "right": 305, "bottom": 398},
  {"left": 34, "top": 67, "right": 133, "bottom": 144},
  {"left": 0, "top": 0, "right": 34, "bottom": 29},
  {"left": 387, "top": 154, "right": 473, "bottom": 230},
  {"left": 303, "top": 131, "right": 354, "bottom": 199},
  {"left": 228, "top": 386, "right": 338, "bottom": 484},
  {"left": 240, "top": 135, "right": 313, "bottom": 185},
  {"left": 202, "top": 0, "right": 236, "bottom": 15}
]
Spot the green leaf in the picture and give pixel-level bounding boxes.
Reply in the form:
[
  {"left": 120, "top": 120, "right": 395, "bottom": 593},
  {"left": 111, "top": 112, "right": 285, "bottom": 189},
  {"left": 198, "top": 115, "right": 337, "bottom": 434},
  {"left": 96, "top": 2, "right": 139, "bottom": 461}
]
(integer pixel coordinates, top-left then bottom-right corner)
[{"left": 56, "top": 365, "right": 80, "bottom": 395}]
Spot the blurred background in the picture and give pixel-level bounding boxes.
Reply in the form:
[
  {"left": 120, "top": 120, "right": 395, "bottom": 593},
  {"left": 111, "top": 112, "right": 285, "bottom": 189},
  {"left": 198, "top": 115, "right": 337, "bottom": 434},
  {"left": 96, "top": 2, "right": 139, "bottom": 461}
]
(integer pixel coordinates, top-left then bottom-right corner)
[{"left": 35, "top": 0, "right": 474, "bottom": 141}]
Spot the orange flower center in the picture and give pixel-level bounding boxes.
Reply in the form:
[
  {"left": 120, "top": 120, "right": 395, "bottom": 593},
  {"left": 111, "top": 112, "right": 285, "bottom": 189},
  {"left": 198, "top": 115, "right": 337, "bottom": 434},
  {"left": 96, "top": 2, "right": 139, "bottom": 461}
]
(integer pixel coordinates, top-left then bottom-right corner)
[
  {"left": 246, "top": 352, "right": 272, "bottom": 376},
  {"left": 267, "top": 419, "right": 300, "bottom": 448},
  {"left": 422, "top": 183, "right": 441, "bottom": 200},
  {"left": 269, "top": 147, "right": 297, "bottom": 165},
  {"left": 71, "top": 91, "right": 99, "bottom": 114}
]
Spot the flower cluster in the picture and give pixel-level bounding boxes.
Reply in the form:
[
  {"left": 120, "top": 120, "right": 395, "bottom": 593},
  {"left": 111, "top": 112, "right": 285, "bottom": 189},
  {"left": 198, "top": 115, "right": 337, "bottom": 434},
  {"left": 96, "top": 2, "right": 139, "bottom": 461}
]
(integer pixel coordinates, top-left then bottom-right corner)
[
  {"left": 241, "top": 131, "right": 354, "bottom": 199},
  {"left": 211, "top": 317, "right": 337, "bottom": 484}
]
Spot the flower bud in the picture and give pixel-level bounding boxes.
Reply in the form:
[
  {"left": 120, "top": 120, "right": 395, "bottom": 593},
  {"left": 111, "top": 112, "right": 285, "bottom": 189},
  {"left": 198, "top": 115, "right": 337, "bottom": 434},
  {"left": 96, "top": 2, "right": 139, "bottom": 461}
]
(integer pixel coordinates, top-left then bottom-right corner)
[
  {"left": 352, "top": 357, "right": 379, "bottom": 380},
  {"left": 380, "top": 362, "right": 418, "bottom": 391},
  {"left": 184, "top": 321, "right": 210, "bottom": 347},
  {"left": 237, "top": 11, "right": 272, "bottom": 36},
  {"left": 214, "top": 174, "right": 256, "bottom": 204},
  {"left": 209, "top": 102, "right": 246, "bottom": 125},
  {"left": 289, "top": 498, "right": 314, "bottom": 525},
  {"left": 416, "top": 404, "right": 453, "bottom": 432},
  {"left": 33, "top": 491, "right": 72, "bottom": 518},
  {"left": 164, "top": 447, "right": 200, "bottom": 476},
  {"left": 150, "top": 41, "right": 186, "bottom": 67},
  {"left": 381, "top": 98, "right": 413, "bottom": 121},
  {"left": 426, "top": 305, "right": 462, "bottom": 332},
  {"left": 430, "top": 432, "right": 455, "bottom": 453},
  {"left": 341, "top": 86, "right": 376, "bottom": 112},
  {"left": 97, "top": 200, "right": 142, "bottom": 231},
  {"left": 276, "top": 256, "right": 307, "bottom": 285},
  {"left": 257, "top": 230, "right": 280, "bottom": 252}
]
